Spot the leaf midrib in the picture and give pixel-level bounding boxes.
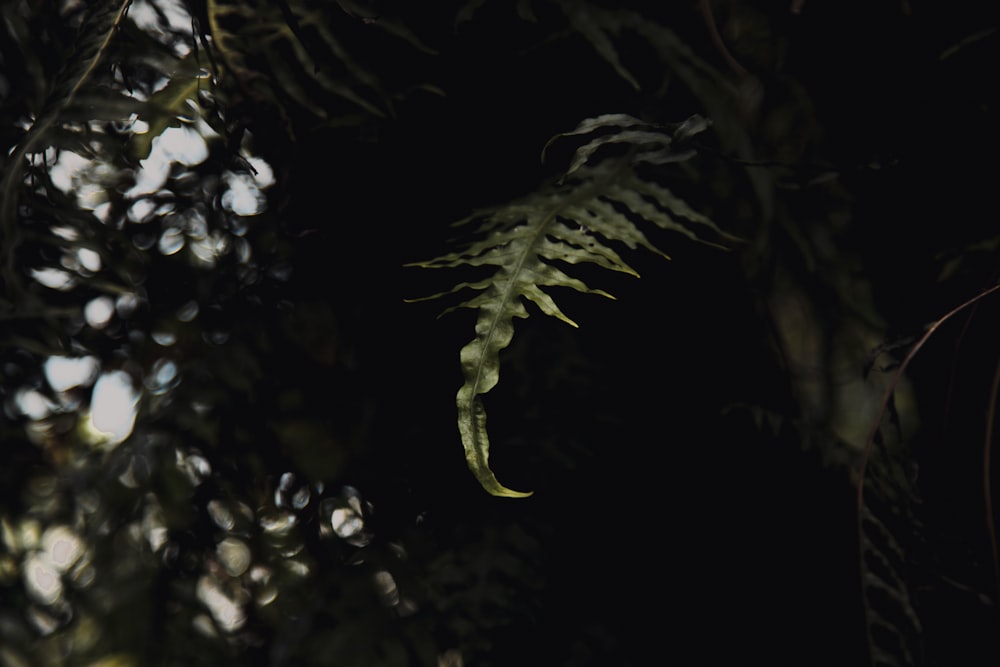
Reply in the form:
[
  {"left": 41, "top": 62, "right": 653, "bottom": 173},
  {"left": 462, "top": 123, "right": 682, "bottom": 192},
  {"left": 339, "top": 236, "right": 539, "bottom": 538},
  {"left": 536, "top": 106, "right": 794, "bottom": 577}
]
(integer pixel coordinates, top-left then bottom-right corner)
[{"left": 469, "top": 207, "right": 553, "bottom": 398}]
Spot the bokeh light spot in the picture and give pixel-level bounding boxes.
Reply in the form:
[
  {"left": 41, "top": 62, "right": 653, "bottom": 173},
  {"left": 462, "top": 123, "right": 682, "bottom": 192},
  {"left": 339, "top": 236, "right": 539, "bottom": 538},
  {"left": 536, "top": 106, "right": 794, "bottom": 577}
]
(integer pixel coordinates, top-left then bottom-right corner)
[{"left": 84, "top": 296, "right": 115, "bottom": 329}]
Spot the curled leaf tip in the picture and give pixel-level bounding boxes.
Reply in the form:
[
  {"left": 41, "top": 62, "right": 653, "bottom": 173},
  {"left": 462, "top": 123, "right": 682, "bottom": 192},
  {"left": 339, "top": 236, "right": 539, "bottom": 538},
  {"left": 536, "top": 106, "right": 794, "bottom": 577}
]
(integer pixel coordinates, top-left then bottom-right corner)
[{"left": 477, "top": 471, "right": 534, "bottom": 498}]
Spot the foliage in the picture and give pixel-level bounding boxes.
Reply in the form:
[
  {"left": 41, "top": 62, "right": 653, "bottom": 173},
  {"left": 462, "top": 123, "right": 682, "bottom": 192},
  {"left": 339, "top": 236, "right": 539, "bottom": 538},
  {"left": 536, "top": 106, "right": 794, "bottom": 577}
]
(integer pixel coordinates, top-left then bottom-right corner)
[
  {"left": 408, "top": 113, "right": 731, "bottom": 497},
  {"left": 0, "top": 0, "right": 998, "bottom": 665}
]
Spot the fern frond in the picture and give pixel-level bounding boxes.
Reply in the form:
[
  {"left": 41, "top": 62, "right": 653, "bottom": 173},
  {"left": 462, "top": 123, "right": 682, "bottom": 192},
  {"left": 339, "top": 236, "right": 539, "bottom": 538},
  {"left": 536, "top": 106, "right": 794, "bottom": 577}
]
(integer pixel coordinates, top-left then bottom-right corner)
[
  {"left": 553, "top": 0, "right": 639, "bottom": 91},
  {"left": 540, "top": 1, "right": 776, "bottom": 218},
  {"left": 856, "top": 285, "right": 1000, "bottom": 666},
  {"left": 859, "top": 392, "right": 924, "bottom": 665},
  {"left": 409, "top": 114, "right": 730, "bottom": 497},
  {"left": 205, "top": 0, "right": 429, "bottom": 128}
]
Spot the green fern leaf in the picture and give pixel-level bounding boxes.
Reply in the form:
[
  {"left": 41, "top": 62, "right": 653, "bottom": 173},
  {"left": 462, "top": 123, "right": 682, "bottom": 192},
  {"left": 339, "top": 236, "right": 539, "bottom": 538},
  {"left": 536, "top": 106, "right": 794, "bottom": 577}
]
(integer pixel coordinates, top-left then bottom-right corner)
[
  {"left": 129, "top": 53, "right": 213, "bottom": 160},
  {"left": 409, "top": 114, "right": 729, "bottom": 497}
]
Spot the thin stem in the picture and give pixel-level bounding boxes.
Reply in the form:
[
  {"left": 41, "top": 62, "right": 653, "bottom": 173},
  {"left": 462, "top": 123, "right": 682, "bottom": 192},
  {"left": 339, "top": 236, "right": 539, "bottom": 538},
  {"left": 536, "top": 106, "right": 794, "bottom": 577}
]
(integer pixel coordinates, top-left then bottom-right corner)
[
  {"left": 857, "top": 283, "right": 1000, "bottom": 508},
  {"left": 698, "top": 0, "right": 749, "bottom": 79},
  {"left": 984, "top": 356, "right": 1000, "bottom": 599}
]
